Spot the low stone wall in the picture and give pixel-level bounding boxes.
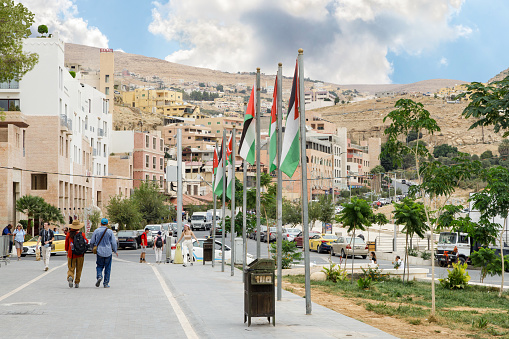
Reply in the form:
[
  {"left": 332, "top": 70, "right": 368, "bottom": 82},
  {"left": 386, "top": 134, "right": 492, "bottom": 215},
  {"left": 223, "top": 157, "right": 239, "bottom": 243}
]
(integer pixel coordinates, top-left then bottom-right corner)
[{"left": 376, "top": 251, "right": 432, "bottom": 266}]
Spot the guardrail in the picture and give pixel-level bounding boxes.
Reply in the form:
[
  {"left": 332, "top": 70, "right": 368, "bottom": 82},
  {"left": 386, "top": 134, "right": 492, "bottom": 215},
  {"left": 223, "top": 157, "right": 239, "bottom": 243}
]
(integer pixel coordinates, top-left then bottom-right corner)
[{"left": 0, "top": 81, "right": 19, "bottom": 89}]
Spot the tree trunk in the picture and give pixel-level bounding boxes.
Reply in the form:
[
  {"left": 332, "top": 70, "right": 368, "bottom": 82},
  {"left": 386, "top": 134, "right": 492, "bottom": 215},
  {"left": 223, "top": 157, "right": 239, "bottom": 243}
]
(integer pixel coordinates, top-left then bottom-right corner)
[
  {"left": 351, "top": 228, "right": 356, "bottom": 283},
  {"left": 500, "top": 219, "right": 506, "bottom": 297},
  {"left": 405, "top": 232, "right": 409, "bottom": 283}
]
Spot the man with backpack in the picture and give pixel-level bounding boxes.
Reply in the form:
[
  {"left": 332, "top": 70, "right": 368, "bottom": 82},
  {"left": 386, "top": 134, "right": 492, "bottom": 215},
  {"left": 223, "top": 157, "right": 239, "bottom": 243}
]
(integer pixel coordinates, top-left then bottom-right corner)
[
  {"left": 153, "top": 231, "right": 164, "bottom": 264},
  {"left": 65, "top": 220, "right": 88, "bottom": 288},
  {"left": 37, "top": 222, "right": 54, "bottom": 271},
  {"left": 89, "top": 218, "right": 118, "bottom": 288}
]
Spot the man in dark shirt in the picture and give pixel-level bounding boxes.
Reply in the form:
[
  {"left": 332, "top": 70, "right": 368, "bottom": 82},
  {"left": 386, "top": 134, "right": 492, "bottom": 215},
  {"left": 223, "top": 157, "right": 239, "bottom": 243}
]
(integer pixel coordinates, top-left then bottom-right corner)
[
  {"left": 2, "top": 224, "right": 13, "bottom": 258},
  {"left": 37, "top": 222, "right": 54, "bottom": 271}
]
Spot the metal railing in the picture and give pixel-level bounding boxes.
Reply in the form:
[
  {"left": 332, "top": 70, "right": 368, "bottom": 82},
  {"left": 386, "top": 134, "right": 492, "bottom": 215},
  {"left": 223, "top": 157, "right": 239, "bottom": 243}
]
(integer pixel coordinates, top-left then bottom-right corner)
[
  {"left": 93, "top": 148, "right": 97, "bottom": 156},
  {"left": 67, "top": 118, "right": 72, "bottom": 130},
  {"left": 0, "top": 81, "right": 19, "bottom": 89},
  {"left": 98, "top": 128, "right": 104, "bottom": 137},
  {"left": 60, "top": 114, "right": 68, "bottom": 128}
]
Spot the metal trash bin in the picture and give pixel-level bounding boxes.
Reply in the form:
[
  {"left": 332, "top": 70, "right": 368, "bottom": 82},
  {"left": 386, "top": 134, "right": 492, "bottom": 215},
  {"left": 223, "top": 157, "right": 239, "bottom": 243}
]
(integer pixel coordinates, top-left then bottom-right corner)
[
  {"left": 367, "top": 241, "right": 376, "bottom": 252},
  {"left": 0, "top": 235, "right": 11, "bottom": 267},
  {"left": 203, "top": 238, "right": 213, "bottom": 265},
  {"left": 244, "top": 258, "right": 275, "bottom": 326}
]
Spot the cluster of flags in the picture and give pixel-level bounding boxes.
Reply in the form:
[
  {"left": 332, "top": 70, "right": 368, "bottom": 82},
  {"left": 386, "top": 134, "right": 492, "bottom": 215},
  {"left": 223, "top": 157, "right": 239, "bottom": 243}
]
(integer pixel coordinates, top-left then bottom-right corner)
[{"left": 212, "top": 59, "right": 302, "bottom": 193}]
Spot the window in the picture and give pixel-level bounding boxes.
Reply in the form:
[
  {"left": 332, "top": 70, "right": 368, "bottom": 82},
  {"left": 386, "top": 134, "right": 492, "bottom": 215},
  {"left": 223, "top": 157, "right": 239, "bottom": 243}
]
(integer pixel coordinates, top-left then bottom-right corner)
[
  {"left": 153, "top": 156, "right": 156, "bottom": 169},
  {"left": 31, "top": 174, "right": 48, "bottom": 190},
  {"left": 145, "top": 155, "right": 149, "bottom": 168},
  {"left": 153, "top": 137, "right": 156, "bottom": 149},
  {"left": 145, "top": 174, "right": 149, "bottom": 181},
  {"left": 160, "top": 139, "right": 163, "bottom": 151},
  {"left": 160, "top": 176, "right": 163, "bottom": 187},
  {"left": 105, "top": 75, "right": 110, "bottom": 83},
  {"left": 145, "top": 135, "right": 149, "bottom": 148},
  {"left": 153, "top": 175, "right": 156, "bottom": 182},
  {"left": 105, "top": 87, "right": 110, "bottom": 95},
  {"left": 0, "top": 99, "right": 20, "bottom": 111},
  {"left": 160, "top": 158, "right": 163, "bottom": 170}
]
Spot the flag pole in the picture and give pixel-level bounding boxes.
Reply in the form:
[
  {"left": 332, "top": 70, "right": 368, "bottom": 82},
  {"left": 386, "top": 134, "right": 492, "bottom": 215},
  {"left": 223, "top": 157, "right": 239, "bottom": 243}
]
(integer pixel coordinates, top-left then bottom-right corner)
[
  {"left": 221, "top": 130, "right": 226, "bottom": 272},
  {"left": 212, "top": 141, "right": 218, "bottom": 267},
  {"left": 231, "top": 126, "right": 236, "bottom": 277},
  {"left": 177, "top": 128, "right": 183, "bottom": 246},
  {"left": 242, "top": 104, "right": 248, "bottom": 272},
  {"left": 298, "top": 49, "right": 311, "bottom": 315},
  {"left": 255, "top": 68, "right": 261, "bottom": 259},
  {"left": 276, "top": 63, "right": 283, "bottom": 301}
]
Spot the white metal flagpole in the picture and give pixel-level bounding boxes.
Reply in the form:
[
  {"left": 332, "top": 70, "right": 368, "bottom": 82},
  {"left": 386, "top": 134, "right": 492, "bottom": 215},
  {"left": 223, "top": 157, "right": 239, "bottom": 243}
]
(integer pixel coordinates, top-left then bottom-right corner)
[{"left": 276, "top": 63, "right": 283, "bottom": 301}]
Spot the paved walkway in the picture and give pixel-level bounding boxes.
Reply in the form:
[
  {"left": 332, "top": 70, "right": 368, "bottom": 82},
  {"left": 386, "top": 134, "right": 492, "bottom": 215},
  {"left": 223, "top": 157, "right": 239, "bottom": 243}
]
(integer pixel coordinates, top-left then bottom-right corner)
[{"left": 0, "top": 254, "right": 396, "bottom": 338}]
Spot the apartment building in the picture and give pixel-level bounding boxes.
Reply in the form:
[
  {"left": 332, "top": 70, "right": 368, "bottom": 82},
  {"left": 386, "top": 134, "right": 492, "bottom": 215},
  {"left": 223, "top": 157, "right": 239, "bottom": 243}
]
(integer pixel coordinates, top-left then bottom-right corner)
[
  {"left": 102, "top": 154, "right": 133, "bottom": 201},
  {"left": 110, "top": 130, "right": 165, "bottom": 189},
  {"left": 200, "top": 116, "right": 243, "bottom": 141},
  {"left": 159, "top": 123, "right": 218, "bottom": 150},
  {"left": 0, "top": 34, "right": 113, "bottom": 228}
]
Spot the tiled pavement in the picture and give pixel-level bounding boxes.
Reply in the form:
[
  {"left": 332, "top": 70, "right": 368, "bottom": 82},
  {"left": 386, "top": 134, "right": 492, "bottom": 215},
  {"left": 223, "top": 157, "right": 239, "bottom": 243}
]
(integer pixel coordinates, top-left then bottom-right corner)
[{"left": 0, "top": 254, "right": 397, "bottom": 338}]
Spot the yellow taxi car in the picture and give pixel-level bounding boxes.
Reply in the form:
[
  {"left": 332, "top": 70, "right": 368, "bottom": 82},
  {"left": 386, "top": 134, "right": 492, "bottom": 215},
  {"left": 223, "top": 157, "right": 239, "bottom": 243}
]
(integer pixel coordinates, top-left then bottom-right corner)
[
  {"left": 309, "top": 234, "right": 338, "bottom": 253},
  {"left": 21, "top": 233, "right": 67, "bottom": 256}
]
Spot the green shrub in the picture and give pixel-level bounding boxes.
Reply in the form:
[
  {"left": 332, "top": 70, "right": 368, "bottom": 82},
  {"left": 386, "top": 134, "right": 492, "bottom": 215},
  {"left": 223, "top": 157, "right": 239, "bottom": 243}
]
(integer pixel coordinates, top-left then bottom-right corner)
[
  {"left": 361, "top": 266, "right": 388, "bottom": 282},
  {"left": 439, "top": 262, "right": 471, "bottom": 289},
  {"left": 270, "top": 239, "right": 303, "bottom": 269},
  {"left": 357, "top": 276, "right": 373, "bottom": 289},
  {"left": 470, "top": 247, "right": 509, "bottom": 283},
  {"left": 408, "top": 247, "right": 418, "bottom": 257},
  {"left": 322, "top": 262, "right": 348, "bottom": 283},
  {"left": 420, "top": 251, "right": 431, "bottom": 260}
]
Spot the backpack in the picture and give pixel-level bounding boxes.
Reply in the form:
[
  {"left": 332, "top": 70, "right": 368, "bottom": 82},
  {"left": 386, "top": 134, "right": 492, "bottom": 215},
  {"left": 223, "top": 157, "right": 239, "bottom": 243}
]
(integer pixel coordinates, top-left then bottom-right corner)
[
  {"left": 137, "top": 233, "right": 142, "bottom": 245},
  {"left": 155, "top": 236, "right": 163, "bottom": 248},
  {"left": 72, "top": 232, "right": 87, "bottom": 256}
]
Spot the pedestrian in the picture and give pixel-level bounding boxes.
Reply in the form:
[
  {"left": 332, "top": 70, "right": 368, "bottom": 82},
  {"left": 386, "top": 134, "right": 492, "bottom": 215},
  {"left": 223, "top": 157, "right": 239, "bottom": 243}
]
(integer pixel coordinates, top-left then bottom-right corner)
[
  {"left": 370, "top": 251, "right": 377, "bottom": 265},
  {"left": 153, "top": 231, "right": 164, "bottom": 264},
  {"left": 53, "top": 227, "right": 59, "bottom": 234},
  {"left": 139, "top": 228, "right": 149, "bottom": 263},
  {"left": 89, "top": 218, "right": 118, "bottom": 288},
  {"left": 65, "top": 220, "right": 88, "bottom": 288},
  {"left": 37, "top": 222, "right": 54, "bottom": 271},
  {"left": 394, "top": 255, "right": 404, "bottom": 270},
  {"left": 13, "top": 223, "right": 26, "bottom": 261},
  {"left": 2, "top": 224, "right": 13, "bottom": 258},
  {"left": 177, "top": 224, "right": 198, "bottom": 267}
]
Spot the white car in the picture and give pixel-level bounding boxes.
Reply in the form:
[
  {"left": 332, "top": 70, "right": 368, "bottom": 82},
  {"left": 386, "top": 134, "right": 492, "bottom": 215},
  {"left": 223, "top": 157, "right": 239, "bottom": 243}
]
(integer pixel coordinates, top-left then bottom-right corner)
[
  {"left": 284, "top": 228, "right": 301, "bottom": 242},
  {"left": 171, "top": 238, "right": 254, "bottom": 264}
]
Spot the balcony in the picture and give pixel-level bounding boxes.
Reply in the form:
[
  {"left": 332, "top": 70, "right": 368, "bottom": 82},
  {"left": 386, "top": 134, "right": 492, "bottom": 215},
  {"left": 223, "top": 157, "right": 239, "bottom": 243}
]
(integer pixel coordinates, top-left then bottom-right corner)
[
  {"left": 0, "top": 81, "right": 19, "bottom": 90},
  {"left": 93, "top": 148, "right": 97, "bottom": 157},
  {"left": 98, "top": 128, "right": 104, "bottom": 138}
]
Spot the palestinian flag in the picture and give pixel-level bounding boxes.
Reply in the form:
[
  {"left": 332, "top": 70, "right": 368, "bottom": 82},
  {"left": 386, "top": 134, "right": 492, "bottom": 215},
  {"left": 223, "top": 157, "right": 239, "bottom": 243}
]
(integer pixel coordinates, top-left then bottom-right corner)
[
  {"left": 268, "top": 77, "right": 278, "bottom": 173},
  {"left": 213, "top": 141, "right": 224, "bottom": 196},
  {"left": 280, "top": 60, "right": 301, "bottom": 178},
  {"left": 226, "top": 133, "right": 234, "bottom": 199},
  {"left": 238, "top": 85, "right": 256, "bottom": 165}
]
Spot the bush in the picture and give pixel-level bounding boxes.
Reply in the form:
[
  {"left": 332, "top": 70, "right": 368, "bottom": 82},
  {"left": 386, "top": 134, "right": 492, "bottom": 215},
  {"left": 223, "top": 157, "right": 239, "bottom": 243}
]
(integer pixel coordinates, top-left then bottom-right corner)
[
  {"left": 361, "top": 266, "right": 388, "bottom": 282},
  {"left": 408, "top": 247, "right": 419, "bottom": 257},
  {"left": 439, "top": 262, "right": 471, "bottom": 289},
  {"left": 357, "top": 276, "right": 373, "bottom": 289},
  {"left": 420, "top": 251, "right": 431, "bottom": 260},
  {"left": 470, "top": 247, "right": 509, "bottom": 282},
  {"left": 270, "top": 239, "right": 303, "bottom": 269},
  {"left": 322, "top": 262, "right": 348, "bottom": 283}
]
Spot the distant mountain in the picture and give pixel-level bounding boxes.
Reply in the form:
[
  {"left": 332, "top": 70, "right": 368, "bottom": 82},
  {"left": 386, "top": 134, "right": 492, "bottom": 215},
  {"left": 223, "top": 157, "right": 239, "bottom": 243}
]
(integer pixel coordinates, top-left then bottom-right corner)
[{"left": 489, "top": 68, "right": 509, "bottom": 83}]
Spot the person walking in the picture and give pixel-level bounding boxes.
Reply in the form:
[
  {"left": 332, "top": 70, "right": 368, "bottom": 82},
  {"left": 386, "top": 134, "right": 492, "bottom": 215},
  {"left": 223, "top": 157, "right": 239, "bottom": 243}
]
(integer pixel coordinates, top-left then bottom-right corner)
[
  {"left": 140, "top": 228, "right": 149, "bottom": 263},
  {"left": 153, "top": 231, "right": 164, "bottom": 264},
  {"left": 2, "top": 224, "right": 13, "bottom": 258},
  {"left": 65, "top": 220, "right": 88, "bottom": 288},
  {"left": 89, "top": 218, "right": 118, "bottom": 288},
  {"left": 12, "top": 224, "right": 26, "bottom": 261},
  {"left": 37, "top": 222, "right": 54, "bottom": 271},
  {"left": 177, "top": 224, "right": 198, "bottom": 267}
]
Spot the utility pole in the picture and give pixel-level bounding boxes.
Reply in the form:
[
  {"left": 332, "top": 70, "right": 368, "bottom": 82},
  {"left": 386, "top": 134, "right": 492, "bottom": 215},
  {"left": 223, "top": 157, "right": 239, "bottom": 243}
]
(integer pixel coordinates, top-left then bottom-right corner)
[
  {"left": 255, "top": 68, "right": 261, "bottom": 258},
  {"left": 276, "top": 63, "right": 283, "bottom": 301},
  {"left": 231, "top": 126, "right": 236, "bottom": 277},
  {"left": 177, "top": 129, "right": 183, "bottom": 243}
]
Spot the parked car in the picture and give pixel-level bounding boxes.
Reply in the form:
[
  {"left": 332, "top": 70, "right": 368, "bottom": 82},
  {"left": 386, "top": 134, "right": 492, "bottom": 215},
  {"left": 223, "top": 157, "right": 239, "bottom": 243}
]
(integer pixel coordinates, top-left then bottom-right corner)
[
  {"left": 262, "top": 227, "right": 278, "bottom": 243},
  {"left": 250, "top": 225, "right": 267, "bottom": 240},
  {"left": 117, "top": 230, "right": 139, "bottom": 249},
  {"left": 162, "top": 223, "right": 177, "bottom": 236},
  {"left": 284, "top": 228, "right": 301, "bottom": 242},
  {"left": 309, "top": 234, "right": 338, "bottom": 253},
  {"left": 22, "top": 234, "right": 67, "bottom": 256},
  {"left": 144, "top": 224, "right": 162, "bottom": 238},
  {"left": 294, "top": 230, "right": 321, "bottom": 248},
  {"left": 330, "top": 236, "right": 368, "bottom": 259},
  {"left": 170, "top": 238, "right": 254, "bottom": 264}
]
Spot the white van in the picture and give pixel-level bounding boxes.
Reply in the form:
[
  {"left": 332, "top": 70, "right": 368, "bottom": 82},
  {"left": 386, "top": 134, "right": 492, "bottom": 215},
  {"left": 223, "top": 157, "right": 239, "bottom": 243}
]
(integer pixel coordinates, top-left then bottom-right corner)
[
  {"left": 145, "top": 224, "right": 162, "bottom": 238},
  {"left": 191, "top": 212, "right": 208, "bottom": 231}
]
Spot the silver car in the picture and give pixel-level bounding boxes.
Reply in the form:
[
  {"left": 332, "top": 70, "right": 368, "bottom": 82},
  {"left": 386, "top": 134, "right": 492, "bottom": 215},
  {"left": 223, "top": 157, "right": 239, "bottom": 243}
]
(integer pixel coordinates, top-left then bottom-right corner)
[{"left": 330, "top": 236, "right": 368, "bottom": 259}]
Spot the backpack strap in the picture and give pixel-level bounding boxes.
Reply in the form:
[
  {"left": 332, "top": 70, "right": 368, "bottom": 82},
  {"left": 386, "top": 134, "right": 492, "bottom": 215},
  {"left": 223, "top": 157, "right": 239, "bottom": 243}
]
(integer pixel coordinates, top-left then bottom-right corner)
[{"left": 97, "top": 227, "right": 108, "bottom": 247}]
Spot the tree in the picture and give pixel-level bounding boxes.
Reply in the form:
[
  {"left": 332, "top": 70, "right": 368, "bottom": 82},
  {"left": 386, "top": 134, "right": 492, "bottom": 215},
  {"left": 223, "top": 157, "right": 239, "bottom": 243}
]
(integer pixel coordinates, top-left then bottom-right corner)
[
  {"left": 282, "top": 199, "right": 301, "bottom": 227},
  {"left": 370, "top": 165, "right": 385, "bottom": 193},
  {"left": 336, "top": 198, "right": 372, "bottom": 282},
  {"left": 308, "top": 200, "right": 321, "bottom": 230},
  {"left": 89, "top": 209, "right": 101, "bottom": 231},
  {"left": 106, "top": 195, "right": 142, "bottom": 230},
  {"left": 470, "top": 166, "right": 509, "bottom": 297},
  {"left": 16, "top": 195, "right": 45, "bottom": 236},
  {"left": 0, "top": 0, "right": 39, "bottom": 83},
  {"left": 406, "top": 130, "right": 423, "bottom": 143},
  {"left": 470, "top": 247, "right": 509, "bottom": 283},
  {"left": 38, "top": 202, "right": 64, "bottom": 227},
  {"left": 372, "top": 212, "right": 389, "bottom": 244},
  {"left": 318, "top": 194, "right": 334, "bottom": 226},
  {"left": 480, "top": 150, "right": 493, "bottom": 160},
  {"left": 216, "top": 84, "right": 223, "bottom": 91},
  {"left": 393, "top": 198, "right": 428, "bottom": 282},
  {"left": 433, "top": 144, "right": 458, "bottom": 158},
  {"left": 37, "top": 24, "right": 48, "bottom": 37},
  {"left": 131, "top": 181, "right": 170, "bottom": 224},
  {"left": 499, "top": 139, "right": 509, "bottom": 158}
]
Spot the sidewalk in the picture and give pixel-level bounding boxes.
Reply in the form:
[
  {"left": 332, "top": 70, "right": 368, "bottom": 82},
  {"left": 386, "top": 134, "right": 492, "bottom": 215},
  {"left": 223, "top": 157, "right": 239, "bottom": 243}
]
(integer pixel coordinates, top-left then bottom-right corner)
[{"left": 0, "top": 255, "right": 396, "bottom": 338}]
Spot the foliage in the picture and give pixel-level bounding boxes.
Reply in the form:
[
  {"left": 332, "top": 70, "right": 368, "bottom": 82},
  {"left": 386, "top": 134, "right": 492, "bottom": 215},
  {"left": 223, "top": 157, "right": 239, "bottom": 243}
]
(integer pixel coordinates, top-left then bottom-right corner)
[
  {"left": 223, "top": 212, "right": 255, "bottom": 236},
  {"left": 282, "top": 199, "right": 301, "bottom": 226},
  {"left": 433, "top": 144, "right": 458, "bottom": 158},
  {"left": 0, "top": 0, "right": 39, "bottom": 83},
  {"left": 498, "top": 139, "right": 509, "bottom": 157},
  {"left": 406, "top": 130, "right": 423, "bottom": 143},
  {"left": 452, "top": 216, "right": 498, "bottom": 247},
  {"left": 408, "top": 247, "right": 418, "bottom": 257},
  {"left": 460, "top": 76, "right": 509, "bottom": 137},
  {"left": 38, "top": 202, "right": 65, "bottom": 226},
  {"left": 372, "top": 213, "right": 389, "bottom": 228},
  {"left": 69, "top": 71, "right": 76, "bottom": 78},
  {"left": 439, "top": 262, "right": 471, "bottom": 289},
  {"left": 317, "top": 194, "right": 335, "bottom": 225},
  {"left": 106, "top": 195, "right": 142, "bottom": 230},
  {"left": 361, "top": 266, "right": 388, "bottom": 282},
  {"left": 37, "top": 24, "right": 48, "bottom": 36},
  {"left": 183, "top": 90, "right": 219, "bottom": 101},
  {"left": 131, "top": 181, "right": 170, "bottom": 224},
  {"left": 470, "top": 248, "right": 509, "bottom": 283},
  {"left": 420, "top": 251, "right": 431, "bottom": 260},
  {"left": 89, "top": 210, "right": 101, "bottom": 231},
  {"left": 322, "top": 262, "right": 348, "bottom": 283},
  {"left": 357, "top": 276, "right": 373, "bottom": 289},
  {"left": 216, "top": 84, "right": 223, "bottom": 91},
  {"left": 16, "top": 195, "right": 45, "bottom": 234},
  {"left": 480, "top": 150, "right": 493, "bottom": 160},
  {"left": 270, "top": 239, "right": 303, "bottom": 269}
]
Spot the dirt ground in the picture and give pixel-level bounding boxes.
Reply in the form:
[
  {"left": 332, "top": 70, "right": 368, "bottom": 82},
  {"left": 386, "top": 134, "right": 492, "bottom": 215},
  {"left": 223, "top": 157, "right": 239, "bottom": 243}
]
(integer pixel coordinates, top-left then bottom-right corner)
[{"left": 281, "top": 280, "right": 474, "bottom": 339}]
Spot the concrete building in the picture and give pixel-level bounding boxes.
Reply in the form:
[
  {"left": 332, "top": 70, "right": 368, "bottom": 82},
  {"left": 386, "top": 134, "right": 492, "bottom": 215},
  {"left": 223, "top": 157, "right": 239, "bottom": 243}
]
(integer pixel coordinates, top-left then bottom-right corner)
[
  {"left": 159, "top": 123, "right": 218, "bottom": 150},
  {"left": 0, "top": 34, "right": 113, "bottom": 228},
  {"left": 103, "top": 154, "right": 133, "bottom": 201},
  {"left": 200, "top": 116, "right": 243, "bottom": 141},
  {"left": 110, "top": 130, "right": 165, "bottom": 189}
]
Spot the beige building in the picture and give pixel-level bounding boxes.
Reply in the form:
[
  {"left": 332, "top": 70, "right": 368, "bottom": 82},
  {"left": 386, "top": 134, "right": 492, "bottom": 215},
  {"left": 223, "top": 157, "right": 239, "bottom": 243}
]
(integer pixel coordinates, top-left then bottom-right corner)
[
  {"left": 200, "top": 116, "right": 243, "bottom": 141},
  {"left": 159, "top": 123, "right": 218, "bottom": 150},
  {"left": 103, "top": 154, "right": 133, "bottom": 203}
]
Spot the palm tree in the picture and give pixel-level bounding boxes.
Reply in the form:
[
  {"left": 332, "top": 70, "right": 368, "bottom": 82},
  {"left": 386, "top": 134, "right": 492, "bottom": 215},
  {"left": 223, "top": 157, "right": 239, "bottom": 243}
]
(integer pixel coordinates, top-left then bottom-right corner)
[
  {"left": 337, "top": 198, "right": 372, "bottom": 282},
  {"left": 372, "top": 213, "right": 389, "bottom": 248},
  {"left": 16, "top": 195, "right": 45, "bottom": 236},
  {"left": 393, "top": 198, "right": 428, "bottom": 282},
  {"left": 38, "top": 202, "right": 65, "bottom": 228}
]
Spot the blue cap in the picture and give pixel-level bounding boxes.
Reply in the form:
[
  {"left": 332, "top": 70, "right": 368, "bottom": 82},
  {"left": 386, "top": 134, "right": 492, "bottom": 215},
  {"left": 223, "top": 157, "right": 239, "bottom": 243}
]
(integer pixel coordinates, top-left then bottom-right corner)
[{"left": 101, "top": 218, "right": 108, "bottom": 225}]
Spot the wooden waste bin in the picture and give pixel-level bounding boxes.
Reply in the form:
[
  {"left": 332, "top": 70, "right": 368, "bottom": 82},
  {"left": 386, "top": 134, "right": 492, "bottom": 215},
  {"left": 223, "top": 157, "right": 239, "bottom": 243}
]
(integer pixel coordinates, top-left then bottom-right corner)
[{"left": 244, "top": 258, "right": 275, "bottom": 326}]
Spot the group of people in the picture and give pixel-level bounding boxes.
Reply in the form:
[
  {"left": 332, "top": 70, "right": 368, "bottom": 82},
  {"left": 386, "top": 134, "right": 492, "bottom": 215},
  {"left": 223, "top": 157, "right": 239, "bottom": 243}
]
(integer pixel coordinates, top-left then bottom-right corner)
[{"left": 2, "top": 224, "right": 27, "bottom": 260}]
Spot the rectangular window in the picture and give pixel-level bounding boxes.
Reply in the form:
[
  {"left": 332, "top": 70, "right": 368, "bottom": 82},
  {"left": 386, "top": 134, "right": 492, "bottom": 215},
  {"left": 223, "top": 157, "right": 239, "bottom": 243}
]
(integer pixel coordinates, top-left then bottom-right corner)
[
  {"left": 153, "top": 156, "right": 156, "bottom": 169},
  {"left": 146, "top": 155, "right": 149, "bottom": 168},
  {"left": 105, "top": 75, "right": 110, "bottom": 83},
  {"left": 105, "top": 87, "right": 110, "bottom": 95},
  {"left": 145, "top": 174, "right": 149, "bottom": 181},
  {"left": 153, "top": 137, "right": 156, "bottom": 149},
  {"left": 160, "top": 139, "right": 163, "bottom": 151},
  {"left": 145, "top": 135, "right": 149, "bottom": 148},
  {"left": 160, "top": 158, "right": 163, "bottom": 170},
  {"left": 31, "top": 174, "right": 48, "bottom": 190},
  {"left": 0, "top": 99, "right": 20, "bottom": 111}
]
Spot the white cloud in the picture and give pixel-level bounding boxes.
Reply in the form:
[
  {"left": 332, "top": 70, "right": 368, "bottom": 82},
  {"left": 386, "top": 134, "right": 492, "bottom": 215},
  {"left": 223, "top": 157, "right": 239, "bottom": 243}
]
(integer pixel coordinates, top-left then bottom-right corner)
[
  {"left": 439, "top": 57, "right": 448, "bottom": 67},
  {"left": 149, "top": 0, "right": 470, "bottom": 84},
  {"left": 17, "top": 0, "right": 109, "bottom": 48}
]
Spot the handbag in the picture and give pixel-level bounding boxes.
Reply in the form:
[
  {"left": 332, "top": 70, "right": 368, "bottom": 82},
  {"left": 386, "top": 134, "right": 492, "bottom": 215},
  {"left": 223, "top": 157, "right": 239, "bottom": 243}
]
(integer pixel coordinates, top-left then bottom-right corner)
[{"left": 93, "top": 228, "right": 108, "bottom": 254}]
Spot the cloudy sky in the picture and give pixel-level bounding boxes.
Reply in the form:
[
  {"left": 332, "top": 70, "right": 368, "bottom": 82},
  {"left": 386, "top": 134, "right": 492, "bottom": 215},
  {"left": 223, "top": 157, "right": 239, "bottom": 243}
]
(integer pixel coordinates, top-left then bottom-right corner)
[{"left": 19, "top": 0, "right": 508, "bottom": 84}]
